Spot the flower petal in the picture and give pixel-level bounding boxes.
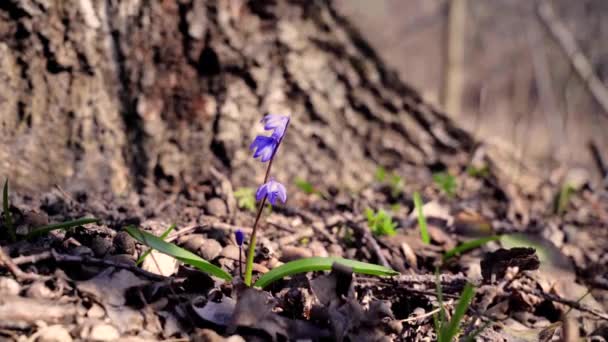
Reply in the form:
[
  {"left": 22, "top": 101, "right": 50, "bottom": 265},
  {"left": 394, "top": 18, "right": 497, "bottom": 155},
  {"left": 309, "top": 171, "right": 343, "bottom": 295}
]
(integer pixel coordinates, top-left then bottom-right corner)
[
  {"left": 250, "top": 135, "right": 278, "bottom": 162},
  {"left": 256, "top": 183, "right": 268, "bottom": 201}
]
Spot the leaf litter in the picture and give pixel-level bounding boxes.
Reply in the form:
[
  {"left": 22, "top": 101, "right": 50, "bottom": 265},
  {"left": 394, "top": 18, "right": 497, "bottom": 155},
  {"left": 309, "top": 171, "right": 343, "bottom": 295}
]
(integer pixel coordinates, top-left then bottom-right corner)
[{"left": 0, "top": 168, "right": 607, "bottom": 341}]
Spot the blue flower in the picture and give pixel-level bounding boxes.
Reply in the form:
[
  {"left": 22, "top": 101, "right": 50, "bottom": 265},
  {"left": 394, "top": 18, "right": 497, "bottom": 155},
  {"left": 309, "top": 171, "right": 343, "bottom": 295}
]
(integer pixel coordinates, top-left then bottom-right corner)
[
  {"left": 250, "top": 135, "right": 278, "bottom": 162},
  {"left": 256, "top": 179, "right": 287, "bottom": 205},
  {"left": 235, "top": 229, "right": 245, "bottom": 246},
  {"left": 261, "top": 114, "right": 290, "bottom": 140}
]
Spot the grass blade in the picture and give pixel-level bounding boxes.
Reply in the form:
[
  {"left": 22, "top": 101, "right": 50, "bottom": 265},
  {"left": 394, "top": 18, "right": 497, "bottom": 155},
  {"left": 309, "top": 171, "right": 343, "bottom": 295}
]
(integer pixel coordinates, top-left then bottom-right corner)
[
  {"left": 413, "top": 192, "right": 430, "bottom": 244},
  {"left": 441, "top": 283, "right": 475, "bottom": 342},
  {"left": 136, "top": 224, "right": 176, "bottom": 265},
  {"left": 443, "top": 235, "right": 500, "bottom": 261},
  {"left": 3, "top": 179, "right": 16, "bottom": 242},
  {"left": 125, "top": 226, "right": 232, "bottom": 281},
  {"left": 435, "top": 269, "right": 446, "bottom": 331},
  {"left": 26, "top": 217, "right": 99, "bottom": 238},
  {"left": 254, "top": 257, "right": 399, "bottom": 288}
]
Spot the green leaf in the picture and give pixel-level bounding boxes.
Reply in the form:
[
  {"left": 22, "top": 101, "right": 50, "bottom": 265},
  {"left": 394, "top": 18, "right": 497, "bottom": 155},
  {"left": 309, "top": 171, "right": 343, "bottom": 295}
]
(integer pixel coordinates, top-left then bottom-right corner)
[
  {"left": 295, "top": 178, "right": 316, "bottom": 195},
  {"left": 254, "top": 257, "right": 398, "bottom": 288},
  {"left": 443, "top": 235, "right": 501, "bottom": 261},
  {"left": 136, "top": 224, "right": 176, "bottom": 265},
  {"left": 234, "top": 187, "right": 256, "bottom": 212},
  {"left": 440, "top": 283, "right": 475, "bottom": 342},
  {"left": 365, "top": 209, "right": 396, "bottom": 236},
  {"left": 125, "top": 226, "right": 232, "bottom": 281},
  {"left": 375, "top": 167, "right": 387, "bottom": 182},
  {"left": 27, "top": 217, "right": 99, "bottom": 239},
  {"left": 413, "top": 192, "right": 430, "bottom": 244},
  {"left": 389, "top": 174, "right": 404, "bottom": 197},
  {"left": 466, "top": 165, "right": 489, "bottom": 178},
  {"left": 556, "top": 183, "right": 575, "bottom": 214},
  {"left": 433, "top": 172, "right": 457, "bottom": 198},
  {"left": 3, "top": 178, "right": 15, "bottom": 242}
]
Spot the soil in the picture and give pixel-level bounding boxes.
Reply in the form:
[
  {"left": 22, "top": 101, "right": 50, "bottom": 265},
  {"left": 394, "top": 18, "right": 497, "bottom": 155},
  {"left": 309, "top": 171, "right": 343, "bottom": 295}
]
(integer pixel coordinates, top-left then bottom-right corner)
[{"left": 1, "top": 163, "right": 607, "bottom": 341}]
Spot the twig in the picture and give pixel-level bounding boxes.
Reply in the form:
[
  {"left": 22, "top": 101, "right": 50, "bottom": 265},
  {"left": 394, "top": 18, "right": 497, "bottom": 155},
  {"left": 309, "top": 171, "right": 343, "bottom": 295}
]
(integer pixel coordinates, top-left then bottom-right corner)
[
  {"left": 343, "top": 218, "right": 390, "bottom": 268},
  {"left": 0, "top": 247, "right": 44, "bottom": 281},
  {"left": 277, "top": 205, "right": 338, "bottom": 243},
  {"left": 537, "top": 0, "right": 608, "bottom": 117},
  {"left": 50, "top": 250, "right": 167, "bottom": 281},
  {"left": 400, "top": 307, "right": 442, "bottom": 323},
  {"left": 588, "top": 141, "right": 608, "bottom": 187},
  {"left": 13, "top": 249, "right": 167, "bottom": 280},
  {"left": 164, "top": 219, "right": 253, "bottom": 243},
  {"left": 278, "top": 228, "right": 314, "bottom": 245},
  {"left": 534, "top": 290, "right": 608, "bottom": 322}
]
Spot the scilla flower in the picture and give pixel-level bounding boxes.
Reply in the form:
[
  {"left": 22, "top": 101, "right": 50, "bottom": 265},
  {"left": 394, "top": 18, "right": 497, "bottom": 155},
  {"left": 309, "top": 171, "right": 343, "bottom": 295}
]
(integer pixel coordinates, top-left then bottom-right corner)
[
  {"left": 261, "top": 114, "right": 290, "bottom": 140},
  {"left": 250, "top": 135, "right": 278, "bottom": 162},
  {"left": 256, "top": 178, "right": 287, "bottom": 205},
  {"left": 235, "top": 229, "right": 245, "bottom": 277}
]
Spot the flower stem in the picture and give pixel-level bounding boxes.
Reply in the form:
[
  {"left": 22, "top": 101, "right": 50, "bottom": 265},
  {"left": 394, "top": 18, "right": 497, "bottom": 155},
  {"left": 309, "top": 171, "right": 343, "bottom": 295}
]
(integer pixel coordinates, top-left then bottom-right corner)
[
  {"left": 244, "top": 195, "right": 267, "bottom": 286},
  {"left": 243, "top": 119, "right": 288, "bottom": 286}
]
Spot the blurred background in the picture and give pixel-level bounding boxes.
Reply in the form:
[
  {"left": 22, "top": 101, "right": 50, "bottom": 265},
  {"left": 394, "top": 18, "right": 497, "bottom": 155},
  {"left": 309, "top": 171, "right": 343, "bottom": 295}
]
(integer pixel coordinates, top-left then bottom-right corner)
[{"left": 336, "top": 0, "right": 608, "bottom": 189}]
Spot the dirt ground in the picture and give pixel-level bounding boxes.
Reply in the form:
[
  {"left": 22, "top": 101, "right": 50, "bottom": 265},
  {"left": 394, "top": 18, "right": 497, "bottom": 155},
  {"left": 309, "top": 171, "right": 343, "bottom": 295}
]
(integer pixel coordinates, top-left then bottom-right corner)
[{"left": 1, "top": 158, "right": 607, "bottom": 341}]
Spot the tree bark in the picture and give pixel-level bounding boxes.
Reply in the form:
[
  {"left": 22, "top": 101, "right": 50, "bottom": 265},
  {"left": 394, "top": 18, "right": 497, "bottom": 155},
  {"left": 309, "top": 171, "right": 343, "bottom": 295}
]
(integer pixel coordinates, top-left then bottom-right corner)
[{"left": 0, "top": 0, "right": 473, "bottom": 195}]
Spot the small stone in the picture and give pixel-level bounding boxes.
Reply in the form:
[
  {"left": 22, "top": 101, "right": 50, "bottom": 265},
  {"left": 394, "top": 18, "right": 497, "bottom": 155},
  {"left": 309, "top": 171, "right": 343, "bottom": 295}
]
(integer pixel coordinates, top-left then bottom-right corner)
[
  {"left": 252, "top": 263, "right": 269, "bottom": 274},
  {"left": 114, "top": 231, "right": 136, "bottom": 255},
  {"left": 72, "top": 245, "right": 94, "bottom": 257},
  {"left": 26, "top": 281, "right": 55, "bottom": 299},
  {"left": 345, "top": 248, "right": 357, "bottom": 259},
  {"left": 266, "top": 257, "right": 282, "bottom": 269},
  {"left": 195, "top": 328, "right": 237, "bottom": 342},
  {"left": 205, "top": 198, "right": 227, "bottom": 217},
  {"left": 183, "top": 235, "right": 206, "bottom": 253},
  {"left": 220, "top": 245, "right": 240, "bottom": 260},
  {"left": 90, "top": 236, "right": 112, "bottom": 257},
  {"left": 280, "top": 246, "right": 312, "bottom": 262},
  {"left": 37, "top": 324, "right": 73, "bottom": 342},
  {"left": 200, "top": 239, "right": 223, "bottom": 260},
  {"left": 327, "top": 244, "right": 344, "bottom": 257},
  {"left": 0, "top": 277, "right": 20, "bottom": 295},
  {"left": 89, "top": 323, "right": 120, "bottom": 341},
  {"left": 308, "top": 241, "right": 328, "bottom": 257},
  {"left": 87, "top": 303, "right": 106, "bottom": 319}
]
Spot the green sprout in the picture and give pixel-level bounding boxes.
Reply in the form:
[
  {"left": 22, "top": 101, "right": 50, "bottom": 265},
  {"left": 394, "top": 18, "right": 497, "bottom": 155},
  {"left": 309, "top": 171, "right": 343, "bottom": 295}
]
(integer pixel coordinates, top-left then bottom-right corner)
[
  {"left": 413, "top": 191, "right": 430, "bottom": 244},
  {"left": 466, "top": 165, "right": 490, "bottom": 178},
  {"left": 26, "top": 217, "right": 100, "bottom": 239},
  {"left": 234, "top": 187, "right": 256, "bottom": 213},
  {"left": 3, "top": 179, "right": 98, "bottom": 241},
  {"left": 375, "top": 166, "right": 387, "bottom": 182},
  {"left": 365, "top": 208, "right": 397, "bottom": 236},
  {"left": 294, "top": 178, "right": 316, "bottom": 195},
  {"left": 434, "top": 272, "right": 476, "bottom": 342},
  {"left": 375, "top": 167, "right": 404, "bottom": 198},
  {"left": 555, "top": 183, "right": 575, "bottom": 215},
  {"left": 389, "top": 174, "right": 404, "bottom": 197},
  {"left": 443, "top": 235, "right": 501, "bottom": 261},
  {"left": 433, "top": 172, "right": 457, "bottom": 198}
]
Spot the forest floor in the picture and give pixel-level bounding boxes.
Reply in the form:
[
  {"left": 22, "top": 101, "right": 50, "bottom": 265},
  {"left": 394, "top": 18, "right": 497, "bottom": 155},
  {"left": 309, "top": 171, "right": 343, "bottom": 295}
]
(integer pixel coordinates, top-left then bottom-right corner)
[{"left": 1, "top": 164, "right": 608, "bottom": 341}]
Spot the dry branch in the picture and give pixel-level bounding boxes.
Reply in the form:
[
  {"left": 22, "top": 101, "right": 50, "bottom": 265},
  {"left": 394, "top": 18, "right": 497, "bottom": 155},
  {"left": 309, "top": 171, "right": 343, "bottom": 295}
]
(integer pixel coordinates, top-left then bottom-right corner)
[{"left": 537, "top": 0, "right": 608, "bottom": 116}]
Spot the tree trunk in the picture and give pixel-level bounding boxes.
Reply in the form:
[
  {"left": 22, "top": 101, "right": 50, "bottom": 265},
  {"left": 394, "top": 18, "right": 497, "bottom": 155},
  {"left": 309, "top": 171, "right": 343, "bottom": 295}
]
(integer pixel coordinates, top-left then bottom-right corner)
[{"left": 0, "top": 0, "right": 473, "bottom": 195}]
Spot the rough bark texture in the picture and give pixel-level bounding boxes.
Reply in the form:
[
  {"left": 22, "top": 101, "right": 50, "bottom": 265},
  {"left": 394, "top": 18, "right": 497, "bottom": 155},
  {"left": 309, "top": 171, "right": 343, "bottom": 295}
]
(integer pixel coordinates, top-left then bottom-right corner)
[{"left": 0, "top": 0, "right": 472, "bottom": 195}]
